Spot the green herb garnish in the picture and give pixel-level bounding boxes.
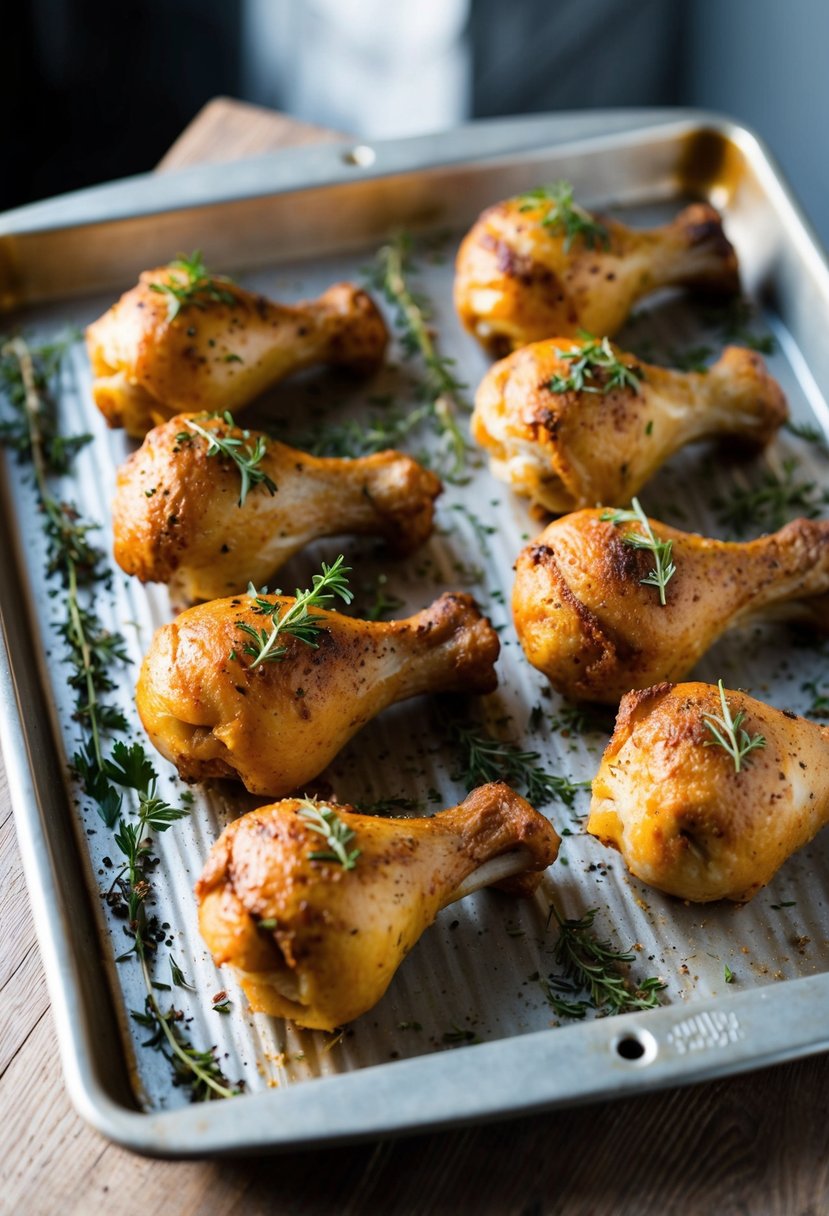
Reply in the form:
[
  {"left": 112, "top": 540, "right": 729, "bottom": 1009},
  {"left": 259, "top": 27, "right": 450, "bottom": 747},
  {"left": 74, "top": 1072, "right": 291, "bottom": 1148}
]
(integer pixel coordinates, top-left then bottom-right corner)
[
  {"left": 297, "top": 799, "right": 360, "bottom": 870},
  {"left": 702, "top": 680, "right": 766, "bottom": 773},
  {"left": 713, "top": 458, "right": 829, "bottom": 535},
  {"left": 703, "top": 298, "right": 776, "bottom": 354},
  {"left": 601, "top": 497, "right": 676, "bottom": 605},
  {"left": 2, "top": 335, "right": 236, "bottom": 1102},
  {"left": 295, "top": 406, "right": 430, "bottom": 460},
  {"left": 549, "top": 333, "right": 642, "bottom": 395},
  {"left": 444, "top": 714, "right": 590, "bottom": 808},
  {"left": 149, "top": 251, "right": 237, "bottom": 322},
  {"left": 183, "top": 413, "right": 276, "bottom": 507},
  {"left": 785, "top": 418, "right": 829, "bottom": 454},
  {"left": 547, "top": 904, "right": 666, "bottom": 1016},
  {"left": 354, "top": 795, "right": 422, "bottom": 815},
  {"left": 802, "top": 679, "right": 829, "bottom": 717},
  {"left": 370, "top": 234, "right": 472, "bottom": 481},
  {"left": 363, "top": 573, "right": 405, "bottom": 622},
  {"left": 516, "top": 181, "right": 610, "bottom": 252},
  {"left": 442, "top": 1025, "right": 480, "bottom": 1046},
  {"left": 170, "top": 954, "right": 196, "bottom": 991},
  {"left": 236, "top": 555, "right": 352, "bottom": 668}
]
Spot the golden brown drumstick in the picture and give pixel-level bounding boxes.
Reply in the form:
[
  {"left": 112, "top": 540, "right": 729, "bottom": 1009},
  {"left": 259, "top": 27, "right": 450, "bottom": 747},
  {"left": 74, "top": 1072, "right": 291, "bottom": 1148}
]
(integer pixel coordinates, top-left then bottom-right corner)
[
  {"left": 588, "top": 681, "right": 829, "bottom": 902},
  {"left": 196, "top": 783, "right": 560, "bottom": 1030},
  {"left": 473, "top": 337, "right": 787, "bottom": 511},
  {"left": 86, "top": 261, "right": 389, "bottom": 436},
  {"left": 455, "top": 193, "right": 739, "bottom": 355},
  {"left": 113, "top": 413, "right": 441, "bottom": 604},
  {"left": 137, "top": 591, "right": 499, "bottom": 797},
  {"left": 514, "top": 511, "right": 829, "bottom": 704}
]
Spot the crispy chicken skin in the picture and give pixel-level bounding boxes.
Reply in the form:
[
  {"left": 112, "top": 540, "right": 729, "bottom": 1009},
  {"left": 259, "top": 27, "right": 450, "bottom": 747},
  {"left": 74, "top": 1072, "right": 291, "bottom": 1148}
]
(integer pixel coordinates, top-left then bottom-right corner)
[
  {"left": 113, "top": 413, "right": 442, "bottom": 604},
  {"left": 455, "top": 199, "right": 739, "bottom": 355},
  {"left": 196, "top": 783, "right": 560, "bottom": 1029},
  {"left": 514, "top": 512, "right": 829, "bottom": 704},
  {"left": 473, "top": 339, "right": 787, "bottom": 511},
  {"left": 137, "top": 592, "right": 500, "bottom": 797},
  {"left": 86, "top": 271, "right": 389, "bottom": 437},
  {"left": 588, "top": 682, "right": 829, "bottom": 902}
]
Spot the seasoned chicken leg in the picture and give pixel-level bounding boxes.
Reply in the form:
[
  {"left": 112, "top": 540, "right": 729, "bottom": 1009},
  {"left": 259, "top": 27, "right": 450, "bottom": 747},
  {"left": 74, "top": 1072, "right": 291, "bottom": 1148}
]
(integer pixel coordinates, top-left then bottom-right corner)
[
  {"left": 473, "top": 338, "right": 787, "bottom": 511},
  {"left": 137, "top": 592, "right": 499, "bottom": 796},
  {"left": 455, "top": 195, "right": 739, "bottom": 355},
  {"left": 196, "top": 783, "right": 560, "bottom": 1029},
  {"left": 588, "top": 682, "right": 829, "bottom": 902},
  {"left": 86, "top": 264, "right": 389, "bottom": 437},
  {"left": 514, "top": 512, "right": 829, "bottom": 704},
  {"left": 113, "top": 413, "right": 442, "bottom": 603}
]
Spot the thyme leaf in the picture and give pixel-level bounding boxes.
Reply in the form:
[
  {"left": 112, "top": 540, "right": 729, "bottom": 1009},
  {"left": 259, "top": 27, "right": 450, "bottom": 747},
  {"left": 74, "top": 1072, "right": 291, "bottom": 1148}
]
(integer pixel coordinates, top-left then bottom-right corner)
[
  {"left": 785, "top": 418, "right": 829, "bottom": 455},
  {"left": 297, "top": 798, "right": 360, "bottom": 870},
  {"left": 1, "top": 335, "right": 237, "bottom": 1102},
  {"left": 546, "top": 904, "right": 666, "bottom": 1016},
  {"left": 601, "top": 498, "right": 676, "bottom": 605},
  {"left": 149, "top": 250, "right": 237, "bottom": 322},
  {"left": 183, "top": 413, "right": 277, "bottom": 507},
  {"left": 370, "top": 234, "right": 473, "bottom": 481},
  {"left": 444, "top": 714, "right": 590, "bottom": 808},
  {"left": 702, "top": 297, "right": 776, "bottom": 354},
  {"left": 294, "top": 405, "right": 430, "bottom": 460},
  {"left": 713, "top": 458, "right": 829, "bottom": 535},
  {"left": 235, "top": 555, "right": 353, "bottom": 668},
  {"left": 549, "top": 333, "right": 642, "bottom": 395},
  {"left": 516, "top": 181, "right": 610, "bottom": 252},
  {"left": 702, "top": 680, "right": 766, "bottom": 773}
]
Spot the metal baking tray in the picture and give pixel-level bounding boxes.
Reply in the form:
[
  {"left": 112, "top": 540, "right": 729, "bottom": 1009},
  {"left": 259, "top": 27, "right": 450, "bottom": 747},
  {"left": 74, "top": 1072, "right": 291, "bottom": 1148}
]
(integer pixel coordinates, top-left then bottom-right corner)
[{"left": 3, "top": 108, "right": 829, "bottom": 1157}]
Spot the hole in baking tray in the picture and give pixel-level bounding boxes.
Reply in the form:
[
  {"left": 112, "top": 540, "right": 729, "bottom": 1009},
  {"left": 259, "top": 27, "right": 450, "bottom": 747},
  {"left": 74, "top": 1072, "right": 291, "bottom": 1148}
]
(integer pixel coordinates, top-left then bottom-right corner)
[
  {"left": 613, "top": 1030, "right": 657, "bottom": 1065},
  {"left": 342, "top": 145, "right": 376, "bottom": 168}
]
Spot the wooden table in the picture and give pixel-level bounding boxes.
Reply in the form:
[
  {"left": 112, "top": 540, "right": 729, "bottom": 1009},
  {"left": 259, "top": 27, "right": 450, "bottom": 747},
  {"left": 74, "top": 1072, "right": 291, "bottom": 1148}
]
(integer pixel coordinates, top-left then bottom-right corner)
[{"left": 3, "top": 99, "right": 829, "bottom": 1216}]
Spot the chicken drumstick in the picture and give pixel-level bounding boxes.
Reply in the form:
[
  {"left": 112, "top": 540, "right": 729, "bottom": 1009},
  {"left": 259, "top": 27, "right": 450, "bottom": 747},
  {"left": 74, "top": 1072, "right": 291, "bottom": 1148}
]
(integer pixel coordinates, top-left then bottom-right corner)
[
  {"left": 588, "top": 681, "right": 829, "bottom": 902},
  {"left": 514, "top": 511, "right": 829, "bottom": 704},
  {"left": 196, "top": 783, "right": 560, "bottom": 1029},
  {"left": 86, "top": 261, "right": 389, "bottom": 436},
  {"left": 473, "top": 337, "right": 787, "bottom": 511},
  {"left": 455, "top": 194, "right": 738, "bottom": 356},
  {"left": 137, "top": 591, "right": 499, "bottom": 796},
  {"left": 113, "top": 413, "right": 441, "bottom": 604}
]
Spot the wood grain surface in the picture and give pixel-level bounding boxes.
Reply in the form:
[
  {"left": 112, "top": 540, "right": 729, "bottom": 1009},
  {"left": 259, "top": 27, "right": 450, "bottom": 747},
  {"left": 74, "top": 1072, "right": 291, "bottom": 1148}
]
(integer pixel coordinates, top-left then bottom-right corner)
[{"left": 2, "top": 97, "right": 829, "bottom": 1216}]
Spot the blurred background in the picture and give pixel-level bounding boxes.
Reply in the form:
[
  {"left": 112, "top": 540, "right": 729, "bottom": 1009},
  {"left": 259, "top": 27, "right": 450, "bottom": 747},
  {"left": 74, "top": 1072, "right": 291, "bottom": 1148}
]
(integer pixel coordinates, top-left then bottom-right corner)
[{"left": 6, "top": 0, "right": 829, "bottom": 242}]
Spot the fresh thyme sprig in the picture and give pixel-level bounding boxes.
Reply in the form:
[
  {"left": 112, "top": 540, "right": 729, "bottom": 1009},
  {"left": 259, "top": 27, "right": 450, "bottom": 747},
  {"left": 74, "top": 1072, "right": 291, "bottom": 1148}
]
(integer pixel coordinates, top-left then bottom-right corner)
[
  {"left": 601, "top": 497, "right": 676, "bottom": 605},
  {"left": 546, "top": 904, "right": 666, "bottom": 1017},
  {"left": 354, "top": 795, "right": 422, "bottom": 815},
  {"left": 362, "top": 573, "right": 405, "bottom": 622},
  {"left": 702, "top": 680, "right": 766, "bottom": 773},
  {"left": 1, "top": 335, "right": 236, "bottom": 1102},
  {"left": 236, "top": 555, "right": 353, "bottom": 668},
  {"left": 370, "top": 234, "right": 473, "bottom": 481},
  {"left": 549, "top": 333, "right": 642, "bottom": 395},
  {"left": 295, "top": 405, "right": 431, "bottom": 460},
  {"left": 713, "top": 458, "right": 829, "bottom": 535},
  {"left": 149, "top": 250, "right": 237, "bottom": 322},
  {"left": 444, "top": 713, "right": 590, "bottom": 809},
  {"left": 297, "top": 798, "right": 361, "bottom": 870},
  {"left": 702, "top": 297, "right": 776, "bottom": 355},
  {"left": 181, "top": 413, "right": 277, "bottom": 507},
  {"left": 516, "top": 181, "right": 610, "bottom": 252},
  {"left": 0, "top": 330, "right": 90, "bottom": 469},
  {"left": 802, "top": 679, "right": 829, "bottom": 718},
  {"left": 785, "top": 418, "right": 829, "bottom": 455},
  {"left": 131, "top": 996, "right": 236, "bottom": 1100}
]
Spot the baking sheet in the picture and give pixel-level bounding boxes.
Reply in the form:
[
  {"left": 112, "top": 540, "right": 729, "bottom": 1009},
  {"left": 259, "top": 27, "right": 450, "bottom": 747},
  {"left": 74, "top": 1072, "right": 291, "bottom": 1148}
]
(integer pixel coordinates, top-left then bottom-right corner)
[{"left": 3, "top": 111, "right": 829, "bottom": 1154}]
